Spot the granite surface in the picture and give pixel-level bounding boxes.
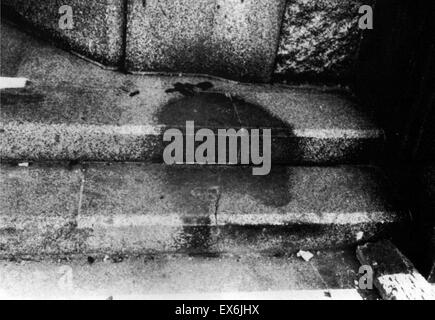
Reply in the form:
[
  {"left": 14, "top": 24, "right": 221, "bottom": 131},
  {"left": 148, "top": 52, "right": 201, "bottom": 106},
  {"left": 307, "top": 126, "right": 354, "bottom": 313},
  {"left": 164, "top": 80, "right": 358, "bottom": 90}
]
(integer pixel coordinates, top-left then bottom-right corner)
[
  {"left": 2, "top": 0, "right": 126, "bottom": 67},
  {"left": 125, "top": 0, "right": 287, "bottom": 82},
  {"left": 276, "top": 0, "right": 368, "bottom": 82},
  {"left": 0, "top": 163, "right": 403, "bottom": 257}
]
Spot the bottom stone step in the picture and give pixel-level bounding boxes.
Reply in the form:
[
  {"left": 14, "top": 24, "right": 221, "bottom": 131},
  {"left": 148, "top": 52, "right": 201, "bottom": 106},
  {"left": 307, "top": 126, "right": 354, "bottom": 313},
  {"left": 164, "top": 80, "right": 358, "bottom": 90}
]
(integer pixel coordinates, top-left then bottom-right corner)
[
  {"left": 0, "top": 250, "right": 377, "bottom": 300},
  {"left": 0, "top": 163, "right": 404, "bottom": 258}
]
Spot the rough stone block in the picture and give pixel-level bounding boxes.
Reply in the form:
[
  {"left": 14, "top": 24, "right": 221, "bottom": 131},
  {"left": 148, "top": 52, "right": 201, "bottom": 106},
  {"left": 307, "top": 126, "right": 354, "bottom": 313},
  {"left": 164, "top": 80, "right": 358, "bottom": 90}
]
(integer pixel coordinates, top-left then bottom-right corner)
[
  {"left": 125, "top": 0, "right": 287, "bottom": 82},
  {"left": 276, "top": 0, "right": 367, "bottom": 82},
  {"left": 2, "top": 0, "right": 126, "bottom": 67}
]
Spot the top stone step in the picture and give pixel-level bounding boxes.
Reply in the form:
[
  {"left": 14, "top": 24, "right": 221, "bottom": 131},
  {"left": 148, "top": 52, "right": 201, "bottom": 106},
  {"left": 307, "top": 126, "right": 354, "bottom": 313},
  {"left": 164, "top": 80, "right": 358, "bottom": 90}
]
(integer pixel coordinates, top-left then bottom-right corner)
[{"left": 0, "top": 22, "right": 384, "bottom": 165}]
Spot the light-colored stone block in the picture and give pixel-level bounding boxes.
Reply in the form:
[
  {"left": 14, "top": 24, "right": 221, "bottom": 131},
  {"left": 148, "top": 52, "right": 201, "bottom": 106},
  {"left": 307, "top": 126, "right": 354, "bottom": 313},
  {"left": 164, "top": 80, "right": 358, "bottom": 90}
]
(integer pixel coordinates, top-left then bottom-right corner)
[{"left": 125, "top": 0, "right": 286, "bottom": 82}]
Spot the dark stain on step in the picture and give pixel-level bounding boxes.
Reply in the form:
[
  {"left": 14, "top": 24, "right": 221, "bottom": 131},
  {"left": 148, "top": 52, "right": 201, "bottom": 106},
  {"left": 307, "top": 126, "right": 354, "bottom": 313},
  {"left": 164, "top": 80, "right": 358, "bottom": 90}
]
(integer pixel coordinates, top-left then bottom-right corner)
[
  {"left": 0, "top": 227, "right": 18, "bottom": 236},
  {"left": 129, "top": 90, "right": 140, "bottom": 97},
  {"left": 159, "top": 165, "right": 301, "bottom": 254},
  {"left": 154, "top": 83, "right": 304, "bottom": 255},
  {"left": 159, "top": 81, "right": 295, "bottom": 130},
  {"left": 165, "top": 81, "right": 214, "bottom": 97},
  {"left": 0, "top": 88, "right": 45, "bottom": 105},
  {"left": 158, "top": 82, "right": 300, "bottom": 164},
  {"left": 160, "top": 165, "right": 220, "bottom": 254}
]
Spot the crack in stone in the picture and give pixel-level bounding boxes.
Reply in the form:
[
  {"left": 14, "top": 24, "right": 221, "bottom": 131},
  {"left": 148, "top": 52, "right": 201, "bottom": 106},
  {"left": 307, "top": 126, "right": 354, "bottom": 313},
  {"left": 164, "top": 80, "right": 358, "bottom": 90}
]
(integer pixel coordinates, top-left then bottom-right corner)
[{"left": 213, "top": 187, "right": 221, "bottom": 226}]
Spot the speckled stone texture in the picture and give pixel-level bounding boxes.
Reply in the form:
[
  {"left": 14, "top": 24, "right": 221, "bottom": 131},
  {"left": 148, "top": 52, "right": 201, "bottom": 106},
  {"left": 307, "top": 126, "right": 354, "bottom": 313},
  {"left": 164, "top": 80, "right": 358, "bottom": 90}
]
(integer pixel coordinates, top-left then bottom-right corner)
[
  {"left": 1, "top": 0, "right": 125, "bottom": 67},
  {"left": 0, "top": 250, "right": 368, "bottom": 299},
  {"left": 0, "top": 165, "right": 84, "bottom": 258},
  {"left": 125, "top": 0, "right": 287, "bottom": 82},
  {"left": 1, "top": 22, "right": 385, "bottom": 165},
  {"left": 0, "top": 163, "right": 403, "bottom": 257},
  {"left": 276, "top": 0, "right": 367, "bottom": 82}
]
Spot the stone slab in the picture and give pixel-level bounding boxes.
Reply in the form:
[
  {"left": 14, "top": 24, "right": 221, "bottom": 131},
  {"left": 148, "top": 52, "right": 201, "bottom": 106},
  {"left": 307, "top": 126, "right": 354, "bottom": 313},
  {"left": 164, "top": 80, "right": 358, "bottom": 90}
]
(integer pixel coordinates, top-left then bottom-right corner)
[
  {"left": 78, "top": 164, "right": 220, "bottom": 254},
  {"left": 2, "top": 0, "right": 126, "bottom": 67},
  {"left": 125, "top": 0, "right": 287, "bottom": 82},
  {"left": 215, "top": 165, "right": 401, "bottom": 254},
  {"left": 76, "top": 164, "right": 402, "bottom": 255},
  {"left": 0, "top": 164, "right": 84, "bottom": 258},
  {"left": 0, "top": 163, "right": 402, "bottom": 257}
]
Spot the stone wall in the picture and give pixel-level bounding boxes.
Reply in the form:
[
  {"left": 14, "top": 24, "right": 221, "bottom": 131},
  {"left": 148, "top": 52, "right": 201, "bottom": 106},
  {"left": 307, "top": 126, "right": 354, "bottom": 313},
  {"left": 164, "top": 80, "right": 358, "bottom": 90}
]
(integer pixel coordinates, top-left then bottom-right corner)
[
  {"left": 125, "top": 0, "right": 286, "bottom": 82},
  {"left": 2, "top": 0, "right": 126, "bottom": 67},
  {"left": 2, "top": 0, "right": 367, "bottom": 83},
  {"left": 276, "top": 0, "right": 365, "bottom": 83}
]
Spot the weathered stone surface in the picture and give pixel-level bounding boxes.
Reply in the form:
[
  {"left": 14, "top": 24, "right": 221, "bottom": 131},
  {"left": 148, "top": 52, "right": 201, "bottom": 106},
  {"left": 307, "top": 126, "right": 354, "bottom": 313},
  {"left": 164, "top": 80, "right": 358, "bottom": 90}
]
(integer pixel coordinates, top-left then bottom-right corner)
[
  {"left": 215, "top": 165, "right": 401, "bottom": 254},
  {"left": 0, "top": 164, "right": 84, "bottom": 258},
  {"left": 78, "top": 164, "right": 220, "bottom": 254},
  {"left": 2, "top": 0, "right": 373, "bottom": 82},
  {"left": 125, "top": 0, "right": 287, "bottom": 82},
  {"left": 357, "top": 240, "right": 435, "bottom": 300},
  {"left": 276, "top": 0, "right": 366, "bottom": 82},
  {"left": 2, "top": 0, "right": 125, "bottom": 67},
  {"left": 0, "top": 22, "right": 384, "bottom": 164},
  {"left": 0, "top": 250, "right": 368, "bottom": 299},
  {"left": 0, "top": 163, "right": 402, "bottom": 257}
]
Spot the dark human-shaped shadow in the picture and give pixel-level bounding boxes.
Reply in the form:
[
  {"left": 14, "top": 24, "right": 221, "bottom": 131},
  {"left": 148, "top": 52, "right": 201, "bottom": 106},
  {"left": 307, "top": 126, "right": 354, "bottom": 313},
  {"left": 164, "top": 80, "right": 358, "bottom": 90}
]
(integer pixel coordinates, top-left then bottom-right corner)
[{"left": 157, "top": 83, "right": 299, "bottom": 254}]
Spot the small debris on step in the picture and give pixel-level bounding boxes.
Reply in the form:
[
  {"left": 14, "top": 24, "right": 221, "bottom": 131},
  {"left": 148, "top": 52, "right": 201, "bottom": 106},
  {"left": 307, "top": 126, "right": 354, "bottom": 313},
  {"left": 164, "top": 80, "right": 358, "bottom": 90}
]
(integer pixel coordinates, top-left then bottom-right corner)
[
  {"left": 18, "top": 162, "right": 29, "bottom": 167},
  {"left": 356, "top": 231, "right": 364, "bottom": 241},
  {"left": 129, "top": 90, "right": 140, "bottom": 97},
  {"left": 297, "top": 250, "right": 314, "bottom": 262}
]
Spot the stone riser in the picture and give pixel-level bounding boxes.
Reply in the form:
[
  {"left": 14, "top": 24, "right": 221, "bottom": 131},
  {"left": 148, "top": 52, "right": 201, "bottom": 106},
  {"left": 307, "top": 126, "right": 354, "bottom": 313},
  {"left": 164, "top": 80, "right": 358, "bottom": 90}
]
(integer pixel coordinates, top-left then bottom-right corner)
[{"left": 0, "top": 123, "right": 383, "bottom": 165}]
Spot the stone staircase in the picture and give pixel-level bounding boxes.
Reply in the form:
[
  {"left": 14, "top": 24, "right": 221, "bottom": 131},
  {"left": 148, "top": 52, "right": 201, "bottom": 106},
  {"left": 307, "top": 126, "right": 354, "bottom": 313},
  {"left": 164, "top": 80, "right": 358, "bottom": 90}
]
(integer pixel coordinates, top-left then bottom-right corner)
[{"left": 0, "top": 2, "right": 405, "bottom": 299}]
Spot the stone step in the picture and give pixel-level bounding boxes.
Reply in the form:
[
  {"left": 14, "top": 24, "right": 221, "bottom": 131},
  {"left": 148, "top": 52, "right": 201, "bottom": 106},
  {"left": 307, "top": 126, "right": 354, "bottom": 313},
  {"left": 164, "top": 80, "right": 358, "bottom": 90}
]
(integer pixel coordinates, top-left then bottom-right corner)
[
  {"left": 0, "top": 163, "right": 403, "bottom": 258},
  {"left": 1, "top": 22, "right": 384, "bottom": 165},
  {"left": 0, "top": 249, "right": 377, "bottom": 300}
]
